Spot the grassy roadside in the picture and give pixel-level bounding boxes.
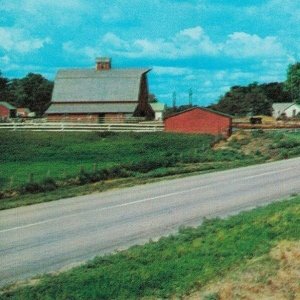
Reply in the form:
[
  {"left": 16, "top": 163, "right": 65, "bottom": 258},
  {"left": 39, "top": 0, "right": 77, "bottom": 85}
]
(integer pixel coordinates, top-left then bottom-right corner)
[
  {"left": 191, "top": 240, "right": 300, "bottom": 299},
  {"left": 1, "top": 196, "right": 299, "bottom": 299},
  {"left": 0, "top": 159, "right": 261, "bottom": 210},
  {"left": 1, "top": 130, "right": 300, "bottom": 210}
]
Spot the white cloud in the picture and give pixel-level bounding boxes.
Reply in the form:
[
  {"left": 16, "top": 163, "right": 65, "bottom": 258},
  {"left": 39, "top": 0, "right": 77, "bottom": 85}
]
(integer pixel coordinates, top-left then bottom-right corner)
[
  {"left": 87, "top": 26, "right": 220, "bottom": 59},
  {"left": 102, "top": 33, "right": 130, "bottom": 50},
  {"left": 223, "top": 32, "right": 286, "bottom": 58},
  {"left": 179, "top": 26, "right": 205, "bottom": 40},
  {"left": 65, "top": 25, "right": 287, "bottom": 62},
  {"left": 0, "top": 27, "right": 51, "bottom": 54},
  {"left": 152, "top": 66, "right": 192, "bottom": 76}
]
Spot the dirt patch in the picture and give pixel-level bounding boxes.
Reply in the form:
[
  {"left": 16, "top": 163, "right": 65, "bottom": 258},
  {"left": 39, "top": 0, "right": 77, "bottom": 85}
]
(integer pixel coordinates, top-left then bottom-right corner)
[
  {"left": 186, "top": 241, "right": 300, "bottom": 300},
  {"left": 214, "top": 130, "right": 272, "bottom": 156}
]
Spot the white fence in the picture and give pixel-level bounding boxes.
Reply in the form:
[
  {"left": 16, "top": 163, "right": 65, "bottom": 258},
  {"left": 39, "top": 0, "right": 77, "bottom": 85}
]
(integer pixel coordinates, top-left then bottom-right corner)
[{"left": 0, "top": 122, "right": 165, "bottom": 132}]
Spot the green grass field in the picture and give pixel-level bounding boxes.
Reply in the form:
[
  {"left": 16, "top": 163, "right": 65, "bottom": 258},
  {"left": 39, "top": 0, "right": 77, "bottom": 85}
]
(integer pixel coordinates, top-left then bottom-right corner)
[
  {"left": 0, "top": 131, "right": 215, "bottom": 189},
  {"left": 1, "top": 131, "right": 260, "bottom": 192},
  {"left": 1, "top": 129, "right": 300, "bottom": 211},
  {"left": 1, "top": 196, "right": 299, "bottom": 299}
]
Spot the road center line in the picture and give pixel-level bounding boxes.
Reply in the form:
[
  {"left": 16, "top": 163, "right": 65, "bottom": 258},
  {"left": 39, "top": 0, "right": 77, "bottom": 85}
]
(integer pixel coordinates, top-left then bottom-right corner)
[
  {"left": 0, "top": 166, "right": 296, "bottom": 234},
  {"left": 0, "top": 183, "right": 213, "bottom": 234}
]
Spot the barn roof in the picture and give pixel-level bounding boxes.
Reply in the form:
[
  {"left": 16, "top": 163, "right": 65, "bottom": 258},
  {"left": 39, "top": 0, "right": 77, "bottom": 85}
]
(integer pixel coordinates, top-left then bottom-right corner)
[
  {"left": 0, "top": 101, "right": 16, "bottom": 110},
  {"left": 46, "top": 103, "right": 138, "bottom": 114},
  {"left": 164, "top": 107, "right": 232, "bottom": 120},
  {"left": 51, "top": 68, "right": 151, "bottom": 103}
]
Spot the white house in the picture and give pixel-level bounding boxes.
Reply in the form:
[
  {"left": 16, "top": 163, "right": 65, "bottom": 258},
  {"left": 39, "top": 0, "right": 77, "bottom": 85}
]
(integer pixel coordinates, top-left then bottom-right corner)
[{"left": 272, "top": 102, "right": 300, "bottom": 118}]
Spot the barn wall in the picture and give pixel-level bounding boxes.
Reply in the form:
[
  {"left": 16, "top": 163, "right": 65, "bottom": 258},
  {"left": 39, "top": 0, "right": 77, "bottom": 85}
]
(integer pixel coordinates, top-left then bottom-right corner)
[
  {"left": 164, "top": 109, "right": 232, "bottom": 137},
  {"left": 47, "top": 114, "right": 99, "bottom": 123},
  {"left": 104, "top": 113, "right": 125, "bottom": 123}
]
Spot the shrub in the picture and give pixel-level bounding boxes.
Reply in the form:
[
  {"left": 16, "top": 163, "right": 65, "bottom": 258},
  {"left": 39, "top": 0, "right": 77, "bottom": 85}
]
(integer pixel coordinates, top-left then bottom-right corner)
[
  {"left": 20, "top": 177, "right": 58, "bottom": 193},
  {"left": 277, "top": 139, "right": 300, "bottom": 149},
  {"left": 77, "top": 167, "right": 91, "bottom": 185},
  {"left": 41, "top": 177, "right": 57, "bottom": 191},
  {"left": 77, "top": 166, "right": 131, "bottom": 185},
  {"left": 278, "top": 149, "right": 289, "bottom": 159},
  {"left": 21, "top": 182, "right": 44, "bottom": 194}
]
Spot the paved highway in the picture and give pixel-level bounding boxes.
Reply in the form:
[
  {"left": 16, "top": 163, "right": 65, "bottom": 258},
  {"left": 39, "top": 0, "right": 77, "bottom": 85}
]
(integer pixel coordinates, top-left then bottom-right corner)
[{"left": 1, "top": 157, "right": 300, "bottom": 287}]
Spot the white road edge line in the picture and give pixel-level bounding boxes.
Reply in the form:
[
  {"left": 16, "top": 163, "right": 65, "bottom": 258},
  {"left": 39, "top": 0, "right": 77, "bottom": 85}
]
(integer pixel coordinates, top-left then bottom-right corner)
[{"left": 0, "top": 166, "right": 295, "bottom": 234}]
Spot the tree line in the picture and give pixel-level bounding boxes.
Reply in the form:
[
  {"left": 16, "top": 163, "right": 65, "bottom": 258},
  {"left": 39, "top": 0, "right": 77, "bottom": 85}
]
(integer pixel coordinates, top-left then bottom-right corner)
[
  {"left": 0, "top": 71, "right": 53, "bottom": 117},
  {"left": 210, "top": 63, "right": 300, "bottom": 116},
  {"left": 1, "top": 62, "right": 300, "bottom": 118}
]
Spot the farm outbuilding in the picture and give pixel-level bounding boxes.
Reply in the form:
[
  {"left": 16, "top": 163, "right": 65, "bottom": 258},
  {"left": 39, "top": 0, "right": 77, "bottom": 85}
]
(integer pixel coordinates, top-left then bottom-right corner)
[
  {"left": 164, "top": 107, "right": 232, "bottom": 138},
  {"left": 150, "top": 102, "right": 165, "bottom": 120},
  {"left": 46, "top": 57, "right": 154, "bottom": 123},
  {"left": 17, "top": 108, "right": 35, "bottom": 118},
  {"left": 272, "top": 102, "right": 300, "bottom": 119},
  {"left": 0, "top": 102, "right": 16, "bottom": 119}
]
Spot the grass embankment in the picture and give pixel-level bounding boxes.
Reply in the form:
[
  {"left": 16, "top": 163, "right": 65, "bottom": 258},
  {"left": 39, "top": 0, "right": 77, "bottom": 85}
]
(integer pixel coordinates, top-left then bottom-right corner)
[
  {"left": 1, "top": 196, "right": 300, "bottom": 299},
  {"left": 0, "top": 131, "right": 262, "bottom": 210},
  {"left": 1, "top": 130, "right": 300, "bottom": 210}
]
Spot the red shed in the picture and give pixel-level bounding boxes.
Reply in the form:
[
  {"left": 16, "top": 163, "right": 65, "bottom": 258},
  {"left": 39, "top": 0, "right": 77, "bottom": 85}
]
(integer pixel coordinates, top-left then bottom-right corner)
[
  {"left": 0, "top": 102, "right": 16, "bottom": 119},
  {"left": 164, "top": 107, "right": 232, "bottom": 138}
]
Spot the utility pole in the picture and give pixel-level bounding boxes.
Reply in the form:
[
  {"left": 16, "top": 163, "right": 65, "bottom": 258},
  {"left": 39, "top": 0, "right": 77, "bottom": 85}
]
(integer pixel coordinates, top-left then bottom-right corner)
[
  {"left": 172, "top": 91, "right": 176, "bottom": 109},
  {"left": 188, "top": 88, "right": 193, "bottom": 106}
]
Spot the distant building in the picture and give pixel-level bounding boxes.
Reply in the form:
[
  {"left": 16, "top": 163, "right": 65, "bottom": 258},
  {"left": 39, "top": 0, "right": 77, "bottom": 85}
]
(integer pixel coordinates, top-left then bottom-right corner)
[
  {"left": 150, "top": 102, "right": 165, "bottom": 120},
  {"left": 0, "top": 102, "right": 16, "bottom": 119},
  {"left": 17, "top": 108, "right": 33, "bottom": 118},
  {"left": 46, "top": 58, "right": 154, "bottom": 123},
  {"left": 164, "top": 107, "right": 232, "bottom": 138},
  {"left": 272, "top": 102, "right": 300, "bottom": 118}
]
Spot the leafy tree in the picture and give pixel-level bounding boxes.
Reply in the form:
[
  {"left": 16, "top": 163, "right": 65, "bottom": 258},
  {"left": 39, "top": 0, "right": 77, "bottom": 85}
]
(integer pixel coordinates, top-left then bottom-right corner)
[
  {"left": 211, "top": 82, "right": 291, "bottom": 116},
  {"left": 285, "top": 62, "right": 300, "bottom": 102},
  {"left": 8, "top": 73, "right": 54, "bottom": 116},
  {"left": 261, "top": 82, "right": 292, "bottom": 103},
  {"left": 0, "top": 71, "right": 13, "bottom": 103},
  {"left": 148, "top": 93, "right": 158, "bottom": 103}
]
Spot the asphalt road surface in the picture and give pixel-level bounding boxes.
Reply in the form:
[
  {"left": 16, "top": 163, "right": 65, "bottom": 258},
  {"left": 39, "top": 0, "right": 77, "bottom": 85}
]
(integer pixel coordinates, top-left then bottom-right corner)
[{"left": 1, "top": 158, "right": 300, "bottom": 287}]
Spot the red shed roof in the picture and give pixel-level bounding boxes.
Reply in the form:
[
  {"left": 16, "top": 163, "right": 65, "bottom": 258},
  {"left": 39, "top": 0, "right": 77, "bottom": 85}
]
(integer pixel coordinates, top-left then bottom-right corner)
[{"left": 164, "top": 107, "right": 232, "bottom": 120}]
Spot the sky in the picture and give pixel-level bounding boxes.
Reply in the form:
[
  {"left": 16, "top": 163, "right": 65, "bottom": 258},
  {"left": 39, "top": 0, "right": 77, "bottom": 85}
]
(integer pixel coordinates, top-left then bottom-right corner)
[{"left": 0, "top": 0, "right": 299, "bottom": 106}]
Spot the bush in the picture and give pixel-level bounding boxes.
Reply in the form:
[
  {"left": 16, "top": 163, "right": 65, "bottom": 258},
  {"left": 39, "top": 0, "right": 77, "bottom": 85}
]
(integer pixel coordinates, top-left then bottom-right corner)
[
  {"left": 277, "top": 139, "right": 300, "bottom": 149},
  {"left": 278, "top": 149, "right": 289, "bottom": 159},
  {"left": 41, "top": 177, "right": 57, "bottom": 191},
  {"left": 77, "top": 166, "right": 131, "bottom": 185},
  {"left": 77, "top": 167, "right": 91, "bottom": 185},
  {"left": 20, "top": 177, "right": 58, "bottom": 193}
]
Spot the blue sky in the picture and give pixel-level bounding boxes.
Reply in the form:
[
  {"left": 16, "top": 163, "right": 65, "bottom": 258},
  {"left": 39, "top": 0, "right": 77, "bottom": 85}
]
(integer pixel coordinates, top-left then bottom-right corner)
[{"left": 0, "top": 0, "right": 299, "bottom": 106}]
